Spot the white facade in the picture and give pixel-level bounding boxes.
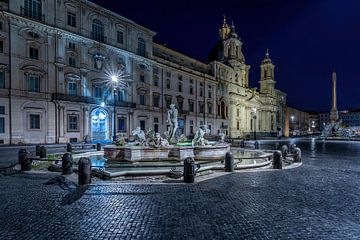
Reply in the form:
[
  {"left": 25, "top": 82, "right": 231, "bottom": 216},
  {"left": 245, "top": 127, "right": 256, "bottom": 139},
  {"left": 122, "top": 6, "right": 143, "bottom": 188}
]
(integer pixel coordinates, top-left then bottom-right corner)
[{"left": 0, "top": 0, "right": 286, "bottom": 144}]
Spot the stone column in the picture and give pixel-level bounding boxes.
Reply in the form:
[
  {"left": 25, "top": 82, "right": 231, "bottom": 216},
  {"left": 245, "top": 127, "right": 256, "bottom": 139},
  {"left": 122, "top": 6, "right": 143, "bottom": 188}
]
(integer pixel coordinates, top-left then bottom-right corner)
[{"left": 82, "top": 105, "right": 89, "bottom": 138}]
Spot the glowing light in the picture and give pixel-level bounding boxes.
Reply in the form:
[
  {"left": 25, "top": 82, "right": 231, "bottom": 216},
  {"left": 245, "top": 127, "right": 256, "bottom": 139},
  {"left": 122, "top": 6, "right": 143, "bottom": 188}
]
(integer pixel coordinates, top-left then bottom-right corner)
[
  {"left": 98, "top": 113, "right": 106, "bottom": 120},
  {"left": 101, "top": 102, "right": 105, "bottom": 107},
  {"left": 111, "top": 75, "right": 118, "bottom": 82}
]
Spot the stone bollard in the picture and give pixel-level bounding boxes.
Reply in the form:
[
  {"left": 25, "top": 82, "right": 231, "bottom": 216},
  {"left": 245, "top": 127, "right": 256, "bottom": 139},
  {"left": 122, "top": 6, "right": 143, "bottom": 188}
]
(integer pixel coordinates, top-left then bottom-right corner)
[
  {"left": 96, "top": 143, "right": 102, "bottom": 151},
  {"left": 225, "top": 151, "right": 234, "bottom": 172},
  {"left": 20, "top": 151, "right": 32, "bottom": 171},
  {"left": 254, "top": 141, "right": 259, "bottom": 149},
  {"left": 18, "top": 149, "right": 28, "bottom": 164},
  {"left": 39, "top": 146, "right": 47, "bottom": 158},
  {"left": 35, "top": 145, "right": 41, "bottom": 157},
  {"left": 78, "top": 157, "right": 91, "bottom": 185},
  {"left": 66, "top": 143, "right": 73, "bottom": 153},
  {"left": 183, "top": 157, "right": 200, "bottom": 183},
  {"left": 273, "top": 150, "right": 282, "bottom": 169},
  {"left": 289, "top": 144, "right": 297, "bottom": 154},
  {"left": 294, "top": 148, "right": 302, "bottom": 162},
  {"left": 62, "top": 153, "right": 73, "bottom": 175},
  {"left": 281, "top": 145, "right": 288, "bottom": 160}
]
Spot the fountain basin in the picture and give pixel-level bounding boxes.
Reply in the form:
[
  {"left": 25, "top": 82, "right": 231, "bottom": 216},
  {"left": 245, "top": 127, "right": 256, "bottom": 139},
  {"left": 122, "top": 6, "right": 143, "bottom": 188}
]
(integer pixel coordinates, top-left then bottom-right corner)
[{"left": 103, "top": 143, "right": 230, "bottom": 162}]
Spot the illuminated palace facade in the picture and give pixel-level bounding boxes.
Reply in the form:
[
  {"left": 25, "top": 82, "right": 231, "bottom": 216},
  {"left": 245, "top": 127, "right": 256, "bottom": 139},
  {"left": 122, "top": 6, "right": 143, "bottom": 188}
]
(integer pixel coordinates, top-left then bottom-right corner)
[{"left": 0, "top": 0, "right": 286, "bottom": 144}]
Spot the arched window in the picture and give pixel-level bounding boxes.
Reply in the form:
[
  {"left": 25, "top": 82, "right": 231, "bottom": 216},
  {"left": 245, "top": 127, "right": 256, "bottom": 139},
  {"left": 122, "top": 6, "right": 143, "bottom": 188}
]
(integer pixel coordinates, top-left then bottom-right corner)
[
  {"left": 92, "top": 19, "right": 104, "bottom": 42},
  {"left": 24, "top": 0, "right": 42, "bottom": 21},
  {"left": 138, "top": 38, "right": 146, "bottom": 57}
]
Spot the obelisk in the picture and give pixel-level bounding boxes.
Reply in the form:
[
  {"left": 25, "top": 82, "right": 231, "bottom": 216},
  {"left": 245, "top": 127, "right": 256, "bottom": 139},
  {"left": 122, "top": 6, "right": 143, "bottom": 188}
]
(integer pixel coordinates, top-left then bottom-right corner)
[{"left": 329, "top": 69, "right": 339, "bottom": 122}]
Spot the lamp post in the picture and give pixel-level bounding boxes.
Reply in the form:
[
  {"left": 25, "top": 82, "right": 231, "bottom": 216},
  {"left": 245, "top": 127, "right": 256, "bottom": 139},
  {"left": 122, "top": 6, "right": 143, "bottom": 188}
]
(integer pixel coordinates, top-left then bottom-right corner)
[
  {"left": 111, "top": 75, "right": 118, "bottom": 142},
  {"left": 251, "top": 107, "right": 257, "bottom": 140},
  {"left": 290, "top": 115, "right": 295, "bottom": 137}
]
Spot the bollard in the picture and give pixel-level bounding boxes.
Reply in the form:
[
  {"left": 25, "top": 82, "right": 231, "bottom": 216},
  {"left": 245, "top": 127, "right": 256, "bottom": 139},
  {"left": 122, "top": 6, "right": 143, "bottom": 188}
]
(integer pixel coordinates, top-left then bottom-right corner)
[
  {"left": 18, "top": 149, "right": 28, "bottom": 164},
  {"left": 39, "top": 146, "right": 47, "bottom": 158},
  {"left": 281, "top": 145, "right": 288, "bottom": 160},
  {"left": 289, "top": 144, "right": 297, "bottom": 154},
  {"left": 78, "top": 157, "right": 91, "bottom": 185},
  {"left": 225, "top": 151, "right": 234, "bottom": 172},
  {"left": 62, "top": 153, "right": 73, "bottom": 175},
  {"left": 273, "top": 150, "right": 282, "bottom": 169},
  {"left": 35, "top": 145, "right": 41, "bottom": 157},
  {"left": 183, "top": 157, "right": 199, "bottom": 183},
  {"left": 66, "top": 143, "right": 73, "bottom": 153},
  {"left": 254, "top": 141, "right": 259, "bottom": 149},
  {"left": 240, "top": 140, "right": 245, "bottom": 148},
  {"left": 20, "top": 151, "right": 32, "bottom": 171},
  {"left": 96, "top": 143, "right": 102, "bottom": 151},
  {"left": 293, "top": 147, "right": 302, "bottom": 162}
]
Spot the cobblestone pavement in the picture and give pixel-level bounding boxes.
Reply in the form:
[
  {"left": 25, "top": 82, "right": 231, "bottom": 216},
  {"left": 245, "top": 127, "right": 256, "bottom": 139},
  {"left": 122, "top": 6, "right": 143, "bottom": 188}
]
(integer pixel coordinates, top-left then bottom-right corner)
[{"left": 1, "top": 139, "right": 360, "bottom": 239}]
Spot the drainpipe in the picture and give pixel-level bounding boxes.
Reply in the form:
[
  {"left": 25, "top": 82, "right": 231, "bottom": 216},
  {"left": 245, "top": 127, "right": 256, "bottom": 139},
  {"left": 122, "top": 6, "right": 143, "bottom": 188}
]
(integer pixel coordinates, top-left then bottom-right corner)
[{"left": 8, "top": 19, "right": 12, "bottom": 144}]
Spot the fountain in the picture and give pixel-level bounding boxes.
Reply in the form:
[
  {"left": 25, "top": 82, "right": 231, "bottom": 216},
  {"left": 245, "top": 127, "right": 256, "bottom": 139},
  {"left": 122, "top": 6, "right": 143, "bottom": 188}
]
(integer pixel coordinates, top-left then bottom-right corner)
[{"left": 104, "top": 105, "right": 230, "bottom": 162}]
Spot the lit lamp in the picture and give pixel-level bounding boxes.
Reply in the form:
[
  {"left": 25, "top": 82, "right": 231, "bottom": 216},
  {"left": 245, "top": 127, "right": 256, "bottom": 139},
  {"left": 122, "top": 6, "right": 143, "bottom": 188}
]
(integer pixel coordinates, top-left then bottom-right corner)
[
  {"left": 251, "top": 107, "right": 257, "bottom": 140},
  {"left": 290, "top": 115, "right": 295, "bottom": 136},
  {"left": 111, "top": 75, "right": 118, "bottom": 142}
]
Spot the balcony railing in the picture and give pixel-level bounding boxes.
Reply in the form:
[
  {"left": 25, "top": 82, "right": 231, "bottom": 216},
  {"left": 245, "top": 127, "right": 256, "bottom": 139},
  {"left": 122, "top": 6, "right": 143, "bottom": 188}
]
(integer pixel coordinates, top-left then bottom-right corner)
[
  {"left": 90, "top": 32, "right": 107, "bottom": 43},
  {"left": 20, "top": 7, "right": 45, "bottom": 22},
  {"left": 137, "top": 49, "right": 149, "bottom": 58},
  {"left": 53, "top": 93, "right": 136, "bottom": 108}
]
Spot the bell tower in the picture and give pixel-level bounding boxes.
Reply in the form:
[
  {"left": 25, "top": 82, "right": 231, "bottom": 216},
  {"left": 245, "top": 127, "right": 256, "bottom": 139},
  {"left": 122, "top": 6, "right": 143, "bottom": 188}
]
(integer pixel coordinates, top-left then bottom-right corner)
[{"left": 259, "top": 49, "right": 276, "bottom": 95}]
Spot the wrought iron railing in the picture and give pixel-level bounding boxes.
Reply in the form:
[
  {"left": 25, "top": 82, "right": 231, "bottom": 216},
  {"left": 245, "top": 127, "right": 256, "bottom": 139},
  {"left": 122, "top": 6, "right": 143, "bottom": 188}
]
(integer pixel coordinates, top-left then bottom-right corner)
[{"left": 90, "top": 32, "right": 107, "bottom": 43}]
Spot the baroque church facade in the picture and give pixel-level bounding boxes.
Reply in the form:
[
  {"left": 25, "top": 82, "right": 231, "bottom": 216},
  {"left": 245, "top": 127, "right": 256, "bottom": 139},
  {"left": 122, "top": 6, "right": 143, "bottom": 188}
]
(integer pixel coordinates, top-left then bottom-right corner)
[{"left": 0, "top": 0, "right": 286, "bottom": 144}]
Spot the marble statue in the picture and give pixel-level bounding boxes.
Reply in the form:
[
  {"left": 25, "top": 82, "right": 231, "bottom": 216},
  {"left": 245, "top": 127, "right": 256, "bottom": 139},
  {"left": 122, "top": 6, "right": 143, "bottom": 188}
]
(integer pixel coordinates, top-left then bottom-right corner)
[
  {"left": 166, "top": 104, "right": 178, "bottom": 142},
  {"left": 131, "top": 126, "right": 146, "bottom": 145},
  {"left": 192, "top": 125, "right": 209, "bottom": 146},
  {"left": 219, "top": 132, "right": 225, "bottom": 143}
]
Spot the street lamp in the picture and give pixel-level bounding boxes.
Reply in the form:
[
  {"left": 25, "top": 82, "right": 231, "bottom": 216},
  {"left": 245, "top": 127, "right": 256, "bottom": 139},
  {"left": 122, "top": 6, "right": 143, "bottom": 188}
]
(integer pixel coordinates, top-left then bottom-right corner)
[
  {"left": 111, "top": 75, "right": 118, "bottom": 142},
  {"left": 290, "top": 115, "right": 295, "bottom": 137},
  {"left": 251, "top": 107, "right": 257, "bottom": 140}
]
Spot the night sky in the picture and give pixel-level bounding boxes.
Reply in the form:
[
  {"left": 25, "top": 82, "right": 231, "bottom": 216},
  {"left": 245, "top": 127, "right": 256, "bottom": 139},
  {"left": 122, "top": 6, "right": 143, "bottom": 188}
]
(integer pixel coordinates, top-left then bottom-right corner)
[{"left": 90, "top": 0, "right": 360, "bottom": 112}]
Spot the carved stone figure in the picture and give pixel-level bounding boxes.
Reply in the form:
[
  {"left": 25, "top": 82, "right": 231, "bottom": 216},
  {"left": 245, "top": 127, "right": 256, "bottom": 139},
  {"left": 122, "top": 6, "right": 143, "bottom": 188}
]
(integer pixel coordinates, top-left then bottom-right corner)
[
  {"left": 219, "top": 132, "right": 225, "bottom": 143},
  {"left": 131, "top": 126, "right": 146, "bottom": 145},
  {"left": 94, "top": 53, "right": 105, "bottom": 70},
  {"left": 166, "top": 104, "right": 178, "bottom": 142},
  {"left": 192, "top": 125, "right": 209, "bottom": 146}
]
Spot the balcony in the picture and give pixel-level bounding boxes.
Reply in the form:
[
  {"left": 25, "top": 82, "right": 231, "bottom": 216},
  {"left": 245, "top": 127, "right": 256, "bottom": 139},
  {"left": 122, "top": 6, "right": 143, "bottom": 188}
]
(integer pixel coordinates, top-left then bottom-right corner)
[
  {"left": 20, "top": 7, "right": 45, "bottom": 22},
  {"left": 53, "top": 93, "right": 136, "bottom": 108},
  {"left": 137, "top": 49, "right": 149, "bottom": 58},
  {"left": 91, "top": 32, "right": 107, "bottom": 43}
]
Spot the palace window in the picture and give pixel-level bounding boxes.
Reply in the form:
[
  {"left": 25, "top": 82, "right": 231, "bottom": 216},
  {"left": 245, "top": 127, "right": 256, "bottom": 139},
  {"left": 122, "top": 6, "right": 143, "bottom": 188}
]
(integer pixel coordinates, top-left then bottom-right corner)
[
  {"left": 199, "top": 102, "right": 204, "bottom": 114},
  {"left": 178, "top": 74, "right": 183, "bottom": 80},
  {"left": 117, "top": 117, "right": 126, "bottom": 132},
  {"left": 139, "top": 94, "right": 146, "bottom": 105},
  {"left": 208, "top": 89, "right": 212, "bottom": 98},
  {"left": 137, "top": 38, "right": 146, "bottom": 57},
  {"left": 153, "top": 76, "right": 159, "bottom": 87},
  {"left": 29, "top": 114, "right": 40, "bottom": 130},
  {"left": 0, "top": 41, "right": 3, "bottom": 53},
  {"left": 189, "top": 85, "right": 193, "bottom": 95},
  {"left": 178, "top": 82, "right": 182, "bottom": 92},
  {"left": 166, "top": 71, "right": 171, "bottom": 78},
  {"left": 154, "top": 117, "right": 159, "bottom": 133},
  {"left": 166, "top": 79, "right": 171, "bottom": 89},
  {"left": 199, "top": 88, "right": 203, "bottom": 97},
  {"left": 0, "top": 117, "right": 4, "bottom": 133},
  {"left": 165, "top": 96, "right": 172, "bottom": 109},
  {"left": 117, "top": 31, "right": 124, "bottom": 44},
  {"left": 188, "top": 100, "right": 194, "bottom": 112},
  {"left": 24, "top": 0, "right": 42, "bottom": 21},
  {"left": 140, "top": 74, "right": 145, "bottom": 83},
  {"left": 28, "top": 75, "right": 40, "bottom": 92},
  {"left": 92, "top": 19, "right": 104, "bottom": 42},
  {"left": 68, "top": 42, "right": 76, "bottom": 50},
  {"left": 153, "top": 93, "right": 160, "bottom": 107},
  {"left": 68, "top": 82, "right": 77, "bottom": 96},
  {"left": 67, "top": 12, "right": 76, "bottom": 27},
  {"left": 68, "top": 57, "right": 76, "bottom": 67},
  {"left": 237, "top": 121, "right": 240, "bottom": 130},
  {"left": 67, "top": 115, "right": 79, "bottom": 132},
  {"left": 208, "top": 102, "right": 213, "bottom": 115},
  {"left": 0, "top": 71, "right": 5, "bottom": 88},
  {"left": 140, "top": 120, "right": 145, "bottom": 131},
  {"left": 118, "top": 89, "right": 126, "bottom": 102},
  {"left": 94, "top": 86, "right": 102, "bottom": 98},
  {"left": 29, "top": 47, "right": 39, "bottom": 60},
  {"left": 237, "top": 108, "right": 239, "bottom": 117}
]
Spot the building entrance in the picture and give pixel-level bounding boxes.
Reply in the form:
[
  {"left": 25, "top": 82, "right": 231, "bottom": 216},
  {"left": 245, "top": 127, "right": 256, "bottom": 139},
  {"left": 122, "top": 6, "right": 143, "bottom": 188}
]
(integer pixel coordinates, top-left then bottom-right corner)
[{"left": 91, "top": 108, "right": 109, "bottom": 140}]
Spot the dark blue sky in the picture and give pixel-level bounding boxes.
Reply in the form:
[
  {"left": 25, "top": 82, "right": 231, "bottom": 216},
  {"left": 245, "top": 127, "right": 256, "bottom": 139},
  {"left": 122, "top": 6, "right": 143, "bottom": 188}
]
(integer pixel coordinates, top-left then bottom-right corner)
[{"left": 91, "top": 0, "right": 360, "bottom": 112}]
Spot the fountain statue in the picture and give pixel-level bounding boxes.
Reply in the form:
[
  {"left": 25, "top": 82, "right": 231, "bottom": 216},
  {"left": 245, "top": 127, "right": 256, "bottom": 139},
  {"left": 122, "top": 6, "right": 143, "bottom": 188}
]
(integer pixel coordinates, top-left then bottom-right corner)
[
  {"left": 131, "top": 127, "right": 146, "bottom": 145},
  {"left": 192, "top": 125, "right": 209, "bottom": 146},
  {"left": 166, "top": 104, "right": 178, "bottom": 143}
]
